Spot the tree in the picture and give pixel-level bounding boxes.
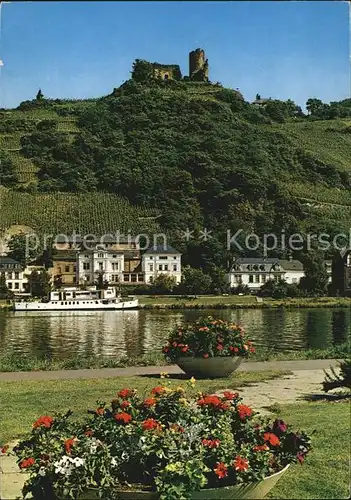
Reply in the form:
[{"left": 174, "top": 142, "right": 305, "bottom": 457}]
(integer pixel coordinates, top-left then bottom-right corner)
[
  {"left": 209, "top": 266, "right": 230, "bottom": 294},
  {"left": 7, "top": 233, "right": 38, "bottom": 267},
  {"left": 299, "top": 253, "right": 329, "bottom": 297},
  {"left": 36, "top": 89, "right": 44, "bottom": 101},
  {"left": 177, "top": 266, "right": 212, "bottom": 295},
  {"left": 151, "top": 274, "right": 177, "bottom": 294},
  {"left": 28, "top": 270, "right": 51, "bottom": 298},
  {"left": 131, "top": 59, "right": 155, "bottom": 83},
  {"left": 0, "top": 272, "right": 12, "bottom": 299},
  {"left": 96, "top": 272, "right": 109, "bottom": 290}
]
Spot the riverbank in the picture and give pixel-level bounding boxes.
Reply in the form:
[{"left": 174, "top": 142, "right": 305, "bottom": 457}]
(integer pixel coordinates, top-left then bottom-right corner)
[
  {"left": 1, "top": 296, "right": 350, "bottom": 311},
  {"left": 0, "top": 350, "right": 346, "bottom": 373},
  {"left": 138, "top": 295, "right": 351, "bottom": 309}
]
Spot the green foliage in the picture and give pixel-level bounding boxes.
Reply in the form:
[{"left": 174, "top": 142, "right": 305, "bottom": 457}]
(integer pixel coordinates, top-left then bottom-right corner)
[
  {"left": 163, "top": 316, "right": 255, "bottom": 361},
  {"left": 259, "top": 279, "right": 301, "bottom": 299},
  {"left": 0, "top": 152, "right": 18, "bottom": 187},
  {"left": 131, "top": 59, "right": 155, "bottom": 83},
  {"left": 177, "top": 266, "right": 212, "bottom": 295},
  {"left": 7, "top": 232, "right": 38, "bottom": 267},
  {"left": 28, "top": 270, "right": 51, "bottom": 298},
  {"left": 150, "top": 274, "right": 177, "bottom": 294},
  {"left": 0, "top": 272, "right": 12, "bottom": 299}
]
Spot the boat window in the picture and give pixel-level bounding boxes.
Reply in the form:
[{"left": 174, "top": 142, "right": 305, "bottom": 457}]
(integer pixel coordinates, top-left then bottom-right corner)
[
  {"left": 61, "top": 302, "right": 63, "bottom": 305},
  {"left": 96, "top": 301, "right": 99, "bottom": 304},
  {"left": 68, "top": 302, "right": 71, "bottom": 305}
]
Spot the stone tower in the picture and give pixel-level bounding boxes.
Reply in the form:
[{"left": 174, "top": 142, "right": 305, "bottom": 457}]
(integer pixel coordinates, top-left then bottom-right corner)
[{"left": 189, "top": 48, "right": 209, "bottom": 82}]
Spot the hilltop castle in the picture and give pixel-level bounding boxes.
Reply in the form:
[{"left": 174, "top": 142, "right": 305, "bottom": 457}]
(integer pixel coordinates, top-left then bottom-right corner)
[{"left": 133, "top": 48, "right": 209, "bottom": 83}]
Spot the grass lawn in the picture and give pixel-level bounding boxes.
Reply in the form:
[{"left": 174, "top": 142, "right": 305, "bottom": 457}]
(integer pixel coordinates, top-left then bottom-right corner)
[
  {"left": 267, "top": 401, "right": 350, "bottom": 499},
  {"left": 138, "top": 295, "right": 256, "bottom": 306},
  {"left": 0, "top": 370, "right": 288, "bottom": 443}
]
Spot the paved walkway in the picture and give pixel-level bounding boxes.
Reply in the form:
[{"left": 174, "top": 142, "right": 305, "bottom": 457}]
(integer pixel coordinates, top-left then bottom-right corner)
[
  {"left": 0, "top": 361, "right": 341, "bottom": 500},
  {"left": 0, "top": 358, "right": 341, "bottom": 382}
]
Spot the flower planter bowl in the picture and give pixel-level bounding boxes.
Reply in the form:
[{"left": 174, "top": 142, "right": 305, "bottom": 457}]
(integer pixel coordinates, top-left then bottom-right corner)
[
  {"left": 81, "top": 465, "right": 289, "bottom": 500},
  {"left": 176, "top": 356, "right": 243, "bottom": 378}
]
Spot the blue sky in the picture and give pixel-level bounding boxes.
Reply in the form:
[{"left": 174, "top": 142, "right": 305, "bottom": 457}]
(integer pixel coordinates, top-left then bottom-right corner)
[{"left": 0, "top": 1, "right": 349, "bottom": 108}]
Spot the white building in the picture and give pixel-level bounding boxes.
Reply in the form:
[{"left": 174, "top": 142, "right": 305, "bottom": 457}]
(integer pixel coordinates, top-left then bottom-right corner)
[
  {"left": 142, "top": 245, "right": 182, "bottom": 284},
  {"left": 78, "top": 249, "right": 125, "bottom": 285},
  {"left": 226, "top": 258, "right": 305, "bottom": 292},
  {"left": 0, "top": 257, "right": 27, "bottom": 294}
]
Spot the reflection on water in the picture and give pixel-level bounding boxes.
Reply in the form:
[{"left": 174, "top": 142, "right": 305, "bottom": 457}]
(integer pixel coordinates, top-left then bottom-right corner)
[{"left": 0, "top": 308, "right": 350, "bottom": 360}]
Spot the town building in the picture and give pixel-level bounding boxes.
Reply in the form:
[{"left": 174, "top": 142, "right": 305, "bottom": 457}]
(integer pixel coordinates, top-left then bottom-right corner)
[
  {"left": 142, "top": 245, "right": 182, "bottom": 284},
  {"left": 0, "top": 257, "right": 27, "bottom": 294},
  {"left": 331, "top": 249, "right": 351, "bottom": 296},
  {"left": 226, "top": 257, "right": 305, "bottom": 292}
]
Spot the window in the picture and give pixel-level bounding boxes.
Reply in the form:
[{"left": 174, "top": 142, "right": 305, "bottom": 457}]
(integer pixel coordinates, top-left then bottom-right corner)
[
  {"left": 173, "top": 264, "right": 177, "bottom": 272},
  {"left": 261, "top": 274, "right": 266, "bottom": 282},
  {"left": 8, "top": 282, "right": 12, "bottom": 289},
  {"left": 83, "top": 262, "right": 90, "bottom": 271},
  {"left": 255, "top": 275, "right": 260, "bottom": 283},
  {"left": 149, "top": 256, "right": 153, "bottom": 259},
  {"left": 249, "top": 275, "right": 254, "bottom": 283},
  {"left": 173, "top": 256, "right": 177, "bottom": 259},
  {"left": 14, "top": 272, "right": 19, "bottom": 279},
  {"left": 7, "top": 272, "right": 12, "bottom": 279},
  {"left": 124, "top": 275, "right": 130, "bottom": 282},
  {"left": 138, "top": 274, "right": 144, "bottom": 282},
  {"left": 65, "top": 266, "right": 70, "bottom": 273},
  {"left": 159, "top": 264, "right": 163, "bottom": 271},
  {"left": 159, "top": 256, "right": 167, "bottom": 260},
  {"left": 164, "top": 264, "right": 168, "bottom": 271},
  {"left": 98, "top": 262, "right": 103, "bottom": 271},
  {"left": 84, "top": 254, "right": 89, "bottom": 259},
  {"left": 112, "top": 262, "right": 118, "bottom": 271},
  {"left": 58, "top": 266, "right": 62, "bottom": 274},
  {"left": 73, "top": 266, "right": 76, "bottom": 273},
  {"left": 14, "top": 282, "right": 19, "bottom": 289},
  {"left": 98, "top": 253, "right": 104, "bottom": 258},
  {"left": 234, "top": 274, "right": 242, "bottom": 283},
  {"left": 149, "top": 264, "right": 153, "bottom": 272},
  {"left": 112, "top": 254, "right": 117, "bottom": 259},
  {"left": 131, "top": 274, "right": 137, "bottom": 282}
]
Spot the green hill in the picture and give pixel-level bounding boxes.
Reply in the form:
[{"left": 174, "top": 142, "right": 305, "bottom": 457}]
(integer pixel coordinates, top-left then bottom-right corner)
[{"left": 0, "top": 79, "right": 350, "bottom": 266}]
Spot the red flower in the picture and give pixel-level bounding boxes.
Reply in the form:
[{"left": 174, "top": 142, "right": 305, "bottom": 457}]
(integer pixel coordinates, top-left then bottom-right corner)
[
  {"left": 96, "top": 407, "right": 104, "bottom": 416},
  {"left": 233, "top": 456, "right": 249, "bottom": 472},
  {"left": 237, "top": 405, "right": 253, "bottom": 420},
  {"left": 151, "top": 386, "right": 166, "bottom": 396},
  {"left": 197, "top": 395, "right": 222, "bottom": 408},
  {"left": 172, "top": 342, "right": 178, "bottom": 347},
  {"left": 162, "top": 346, "right": 169, "bottom": 353},
  {"left": 118, "top": 388, "right": 132, "bottom": 399},
  {"left": 143, "top": 398, "right": 157, "bottom": 407},
  {"left": 0, "top": 445, "right": 9, "bottom": 454},
  {"left": 233, "top": 347, "right": 239, "bottom": 353},
  {"left": 297, "top": 452, "right": 305, "bottom": 464},
  {"left": 250, "top": 347, "right": 255, "bottom": 353},
  {"left": 203, "top": 353, "right": 209, "bottom": 359},
  {"left": 64, "top": 437, "right": 76, "bottom": 454},
  {"left": 142, "top": 418, "right": 161, "bottom": 431},
  {"left": 33, "top": 416, "right": 54, "bottom": 429},
  {"left": 223, "top": 391, "right": 239, "bottom": 400},
  {"left": 263, "top": 432, "right": 280, "bottom": 446},
  {"left": 19, "top": 457, "right": 35, "bottom": 469},
  {"left": 84, "top": 430, "right": 93, "bottom": 437},
  {"left": 121, "top": 401, "right": 131, "bottom": 409},
  {"left": 214, "top": 462, "right": 228, "bottom": 479},
  {"left": 216, "top": 344, "right": 223, "bottom": 351},
  {"left": 202, "top": 439, "right": 221, "bottom": 448},
  {"left": 114, "top": 412, "right": 132, "bottom": 424},
  {"left": 181, "top": 346, "right": 189, "bottom": 352}
]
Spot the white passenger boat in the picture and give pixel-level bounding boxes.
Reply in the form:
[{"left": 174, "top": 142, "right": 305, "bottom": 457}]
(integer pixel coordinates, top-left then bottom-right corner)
[{"left": 14, "top": 287, "right": 138, "bottom": 311}]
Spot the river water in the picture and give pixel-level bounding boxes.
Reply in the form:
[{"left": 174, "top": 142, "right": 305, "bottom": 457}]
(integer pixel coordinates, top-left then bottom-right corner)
[{"left": 0, "top": 308, "right": 350, "bottom": 361}]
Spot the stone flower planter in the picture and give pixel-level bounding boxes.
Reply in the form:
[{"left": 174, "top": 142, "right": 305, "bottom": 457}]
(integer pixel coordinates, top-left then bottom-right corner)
[
  {"left": 81, "top": 465, "right": 289, "bottom": 499},
  {"left": 176, "top": 355, "right": 243, "bottom": 378}
]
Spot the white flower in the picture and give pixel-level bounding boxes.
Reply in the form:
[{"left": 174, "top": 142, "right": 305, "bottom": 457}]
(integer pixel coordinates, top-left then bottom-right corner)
[
  {"left": 53, "top": 455, "right": 85, "bottom": 476},
  {"left": 38, "top": 467, "right": 46, "bottom": 477},
  {"left": 89, "top": 438, "right": 101, "bottom": 454},
  {"left": 111, "top": 457, "right": 118, "bottom": 467},
  {"left": 121, "top": 451, "right": 129, "bottom": 461}
]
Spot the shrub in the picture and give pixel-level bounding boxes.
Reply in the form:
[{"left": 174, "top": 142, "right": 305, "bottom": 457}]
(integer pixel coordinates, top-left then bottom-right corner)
[
  {"left": 12, "top": 382, "right": 312, "bottom": 500},
  {"left": 162, "top": 316, "right": 255, "bottom": 361}
]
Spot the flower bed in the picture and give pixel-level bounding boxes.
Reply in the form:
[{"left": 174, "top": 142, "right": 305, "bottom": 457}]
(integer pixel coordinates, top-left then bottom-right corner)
[
  {"left": 162, "top": 316, "right": 255, "bottom": 361},
  {"left": 11, "top": 379, "right": 312, "bottom": 500}
]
